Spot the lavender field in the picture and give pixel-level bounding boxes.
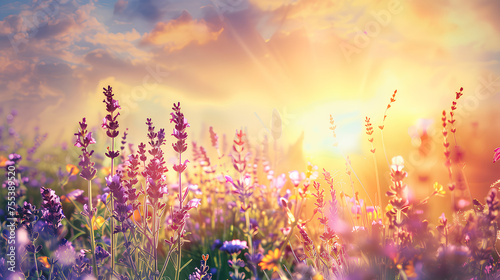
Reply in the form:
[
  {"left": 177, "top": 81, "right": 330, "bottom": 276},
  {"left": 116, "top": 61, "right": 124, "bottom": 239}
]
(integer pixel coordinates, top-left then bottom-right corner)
[
  {"left": 2, "top": 0, "right": 500, "bottom": 279},
  {"left": 1, "top": 85, "right": 500, "bottom": 279}
]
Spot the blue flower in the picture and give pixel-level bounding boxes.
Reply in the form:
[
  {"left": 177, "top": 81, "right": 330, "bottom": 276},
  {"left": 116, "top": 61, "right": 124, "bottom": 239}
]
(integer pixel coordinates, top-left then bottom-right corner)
[{"left": 220, "top": 239, "right": 248, "bottom": 255}]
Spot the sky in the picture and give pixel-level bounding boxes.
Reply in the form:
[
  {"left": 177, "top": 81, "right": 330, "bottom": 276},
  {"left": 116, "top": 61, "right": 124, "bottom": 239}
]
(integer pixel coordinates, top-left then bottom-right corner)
[{"left": 1, "top": 0, "right": 500, "bottom": 202}]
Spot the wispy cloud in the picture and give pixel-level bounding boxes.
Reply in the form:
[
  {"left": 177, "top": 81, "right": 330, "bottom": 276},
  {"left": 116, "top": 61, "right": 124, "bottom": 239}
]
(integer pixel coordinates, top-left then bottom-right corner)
[{"left": 140, "top": 11, "right": 223, "bottom": 52}]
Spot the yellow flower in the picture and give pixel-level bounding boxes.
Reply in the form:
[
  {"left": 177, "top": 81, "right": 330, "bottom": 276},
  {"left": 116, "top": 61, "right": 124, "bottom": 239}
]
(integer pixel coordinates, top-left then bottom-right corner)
[
  {"left": 66, "top": 164, "right": 80, "bottom": 176},
  {"left": 313, "top": 273, "right": 324, "bottom": 280},
  {"left": 433, "top": 182, "right": 446, "bottom": 196},
  {"left": 101, "top": 166, "right": 111, "bottom": 176},
  {"left": 38, "top": 256, "right": 51, "bottom": 269},
  {"left": 366, "top": 206, "right": 380, "bottom": 221},
  {"left": 259, "top": 248, "right": 281, "bottom": 272},
  {"left": 0, "top": 156, "right": 7, "bottom": 167},
  {"left": 385, "top": 203, "right": 394, "bottom": 213},
  {"left": 87, "top": 216, "right": 105, "bottom": 230}
]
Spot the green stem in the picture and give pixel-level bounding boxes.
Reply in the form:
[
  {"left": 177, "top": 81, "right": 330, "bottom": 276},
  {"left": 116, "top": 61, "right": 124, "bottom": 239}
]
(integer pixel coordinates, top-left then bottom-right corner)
[
  {"left": 372, "top": 153, "right": 384, "bottom": 220},
  {"left": 159, "top": 243, "right": 177, "bottom": 279},
  {"left": 123, "top": 232, "right": 140, "bottom": 279},
  {"left": 175, "top": 153, "right": 183, "bottom": 280},
  {"left": 33, "top": 251, "right": 39, "bottom": 279},
  {"left": 49, "top": 262, "right": 54, "bottom": 280},
  {"left": 88, "top": 181, "right": 98, "bottom": 279},
  {"left": 110, "top": 138, "right": 116, "bottom": 277},
  {"left": 245, "top": 210, "right": 253, "bottom": 255},
  {"left": 153, "top": 201, "right": 158, "bottom": 277}
]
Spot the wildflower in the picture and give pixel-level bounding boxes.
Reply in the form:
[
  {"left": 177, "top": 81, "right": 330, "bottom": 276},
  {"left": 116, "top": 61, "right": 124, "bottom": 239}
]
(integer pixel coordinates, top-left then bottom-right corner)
[
  {"left": 95, "top": 245, "right": 110, "bottom": 262},
  {"left": 437, "top": 213, "right": 447, "bottom": 232},
  {"left": 258, "top": 248, "right": 281, "bottom": 272},
  {"left": 17, "top": 201, "right": 38, "bottom": 226},
  {"left": 102, "top": 85, "right": 121, "bottom": 140},
  {"left": 89, "top": 216, "right": 105, "bottom": 230},
  {"left": 38, "top": 256, "right": 51, "bottom": 269},
  {"left": 66, "top": 164, "right": 80, "bottom": 176},
  {"left": 74, "top": 118, "right": 97, "bottom": 181},
  {"left": 329, "top": 115, "right": 338, "bottom": 146},
  {"left": 433, "top": 182, "right": 446, "bottom": 196},
  {"left": 55, "top": 241, "right": 77, "bottom": 267},
  {"left": 170, "top": 102, "right": 189, "bottom": 154},
  {"left": 366, "top": 206, "right": 381, "bottom": 222},
  {"left": 225, "top": 175, "right": 253, "bottom": 211},
  {"left": 66, "top": 189, "right": 87, "bottom": 205},
  {"left": 289, "top": 170, "right": 305, "bottom": 187},
  {"left": 211, "top": 239, "right": 223, "bottom": 251},
  {"left": 365, "top": 117, "right": 375, "bottom": 153},
  {"left": 209, "top": 126, "right": 218, "bottom": 149},
  {"left": 378, "top": 89, "right": 398, "bottom": 130},
  {"left": 70, "top": 250, "right": 92, "bottom": 278},
  {"left": 305, "top": 163, "right": 318, "bottom": 180},
  {"left": 230, "top": 129, "right": 247, "bottom": 173},
  {"left": 189, "top": 254, "right": 212, "bottom": 280},
  {"left": 5, "top": 153, "right": 22, "bottom": 166},
  {"left": 297, "top": 224, "right": 315, "bottom": 259},
  {"left": 486, "top": 188, "right": 499, "bottom": 220},
  {"left": 391, "top": 156, "right": 404, "bottom": 172},
  {"left": 40, "top": 187, "right": 65, "bottom": 234},
  {"left": 349, "top": 196, "right": 364, "bottom": 215},
  {"left": 220, "top": 239, "right": 248, "bottom": 255}
]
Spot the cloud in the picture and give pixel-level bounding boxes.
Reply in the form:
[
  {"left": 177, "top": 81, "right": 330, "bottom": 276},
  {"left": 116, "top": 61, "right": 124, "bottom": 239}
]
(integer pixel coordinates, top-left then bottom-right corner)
[
  {"left": 85, "top": 28, "right": 152, "bottom": 62},
  {"left": 140, "top": 11, "right": 223, "bottom": 52},
  {"left": 113, "top": 0, "right": 167, "bottom": 22},
  {"left": 114, "top": 0, "right": 128, "bottom": 15}
]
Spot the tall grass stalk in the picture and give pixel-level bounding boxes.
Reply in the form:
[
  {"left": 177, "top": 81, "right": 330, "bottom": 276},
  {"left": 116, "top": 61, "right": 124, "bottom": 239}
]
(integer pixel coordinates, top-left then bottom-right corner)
[
  {"left": 110, "top": 138, "right": 116, "bottom": 277},
  {"left": 175, "top": 152, "right": 183, "bottom": 280},
  {"left": 88, "top": 180, "right": 98, "bottom": 278}
]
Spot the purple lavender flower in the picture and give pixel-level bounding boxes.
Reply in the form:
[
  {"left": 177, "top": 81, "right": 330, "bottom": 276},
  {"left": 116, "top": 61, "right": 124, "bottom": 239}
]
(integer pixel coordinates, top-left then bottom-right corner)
[
  {"left": 189, "top": 255, "right": 212, "bottom": 280},
  {"left": 225, "top": 175, "right": 253, "bottom": 212},
  {"left": 70, "top": 250, "right": 92, "bottom": 279},
  {"left": 74, "top": 118, "right": 97, "bottom": 181},
  {"left": 102, "top": 85, "right": 121, "bottom": 141},
  {"left": 220, "top": 239, "right": 248, "bottom": 255},
  {"left": 106, "top": 174, "right": 133, "bottom": 229},
  {"left": 40, "top": 187, "right": 65, "bottom": 234},
  {"left": 16, "top": 201, "right": 39, "bottom": 226},
  {"left": 67, "top": 189, "right": 88, "bottom": 205},
  {"left": 211, "top": 239, "right": 223, "bottom": 251},
  {"left": 486, "top": 188, "right": 499, "bottom": 220},
  {"left": 6, "top": 153, "right": 21, "bottom": 164},
  {"left": 142, "top": 118, "right": 169, "bottom": 204},
  {"left": 95, "top": 245, "right": 110, "bottom": 262},
  {"left": 26, "top": 132, "right": 47, "bottom": 161},
  {"left": 123, "top": 154, "right": 140, "bottom": 206},
  {"left": 170, "top": 102, "right": 189, "bottom": 154}
]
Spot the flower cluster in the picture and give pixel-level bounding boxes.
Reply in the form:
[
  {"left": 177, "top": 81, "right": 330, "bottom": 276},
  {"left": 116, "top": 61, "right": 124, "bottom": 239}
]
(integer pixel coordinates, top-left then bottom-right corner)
[
  {"left": 385, "top": 156, "right": 409, "bottom": 228},
  {"left": 106, "top": 174, "right": 134, "bottom": 232},
  {"left": 189, "top": 255, "right": 212, "bottom": 280},
  {"left": 231, "top": 130, "right": 247, "bottom": 173},
  {"left": 170, "top": 102, "right": 189, "bottom": 154},
  {"left": 40, "top": 186, "right": 65, "bottom": 234},
  {"left": 74, "top": 118, "right": 97, "bottom": 181},
  {"left": 102, "top": 85, "right": 121, "bottom": 143}
]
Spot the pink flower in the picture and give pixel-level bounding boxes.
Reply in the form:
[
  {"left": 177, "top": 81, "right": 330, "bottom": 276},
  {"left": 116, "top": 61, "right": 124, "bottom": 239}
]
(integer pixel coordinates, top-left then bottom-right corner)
[
  {"left": 289, "top": 171, "right": 305, "bottom": 187},
  {"left": 186, "top": 198, "right": 201, "bottom": 210}
]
